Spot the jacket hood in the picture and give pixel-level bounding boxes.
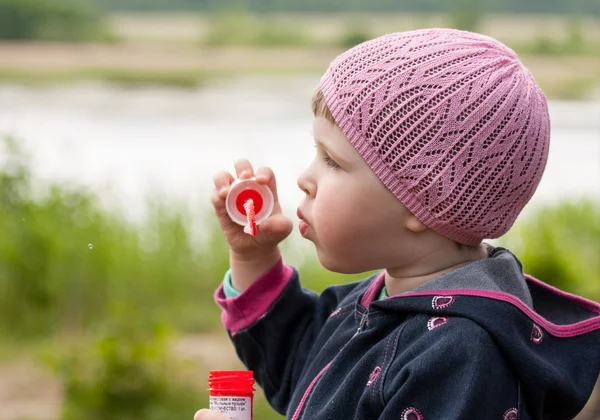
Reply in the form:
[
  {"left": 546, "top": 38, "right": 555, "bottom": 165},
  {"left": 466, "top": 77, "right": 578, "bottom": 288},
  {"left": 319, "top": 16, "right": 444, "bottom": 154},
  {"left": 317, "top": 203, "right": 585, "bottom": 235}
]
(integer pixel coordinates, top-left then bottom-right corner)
[{"left": 363, "top": 246, "right": 600, "bottom": 419}]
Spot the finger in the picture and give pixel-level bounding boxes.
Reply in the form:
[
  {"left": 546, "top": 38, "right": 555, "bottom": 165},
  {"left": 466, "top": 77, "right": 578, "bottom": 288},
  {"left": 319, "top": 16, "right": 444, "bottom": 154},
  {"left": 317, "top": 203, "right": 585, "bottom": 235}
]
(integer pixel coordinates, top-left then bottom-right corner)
[
  {"left": 211, "top": 190, "right": 243, "bottom": 232},
  {"left": 255, "top": 166, "right": 283, "bottom": 213},
  {"left": 210, "top": 190, "right": 228, "bottom": 217},
  {"left": 194, "top": 409, "right": 227, "bottom": 420},
  {"left": 233, "top": 158, "right": 254, "bottom": 180},
  {"left": 213, "top": 170, "right": 235, "bottom": 198}
]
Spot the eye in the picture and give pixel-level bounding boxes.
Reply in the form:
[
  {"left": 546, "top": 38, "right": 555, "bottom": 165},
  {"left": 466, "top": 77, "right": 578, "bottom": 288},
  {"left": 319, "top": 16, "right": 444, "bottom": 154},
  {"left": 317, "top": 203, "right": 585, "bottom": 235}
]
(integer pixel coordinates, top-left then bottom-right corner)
[
  {"left": 323, "top": 155, "right": 340, "bottom": 169},
  {"left": 313, "top": 144, "right": 340, "bottom": 170}
]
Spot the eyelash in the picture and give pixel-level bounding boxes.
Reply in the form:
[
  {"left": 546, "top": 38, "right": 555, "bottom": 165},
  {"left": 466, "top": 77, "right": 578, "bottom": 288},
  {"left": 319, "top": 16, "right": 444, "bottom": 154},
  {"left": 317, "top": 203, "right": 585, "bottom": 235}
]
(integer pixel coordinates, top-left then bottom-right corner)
[{"left": 323, "top": 155, "right": 340, "bottom": 169}]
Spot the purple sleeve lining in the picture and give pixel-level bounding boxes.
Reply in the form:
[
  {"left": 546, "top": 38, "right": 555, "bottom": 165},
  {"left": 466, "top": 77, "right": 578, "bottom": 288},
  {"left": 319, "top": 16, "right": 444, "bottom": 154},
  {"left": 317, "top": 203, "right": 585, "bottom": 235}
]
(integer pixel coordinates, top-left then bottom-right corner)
[{"left": 214, "top": 258, "right": 294, "bottom": 333}]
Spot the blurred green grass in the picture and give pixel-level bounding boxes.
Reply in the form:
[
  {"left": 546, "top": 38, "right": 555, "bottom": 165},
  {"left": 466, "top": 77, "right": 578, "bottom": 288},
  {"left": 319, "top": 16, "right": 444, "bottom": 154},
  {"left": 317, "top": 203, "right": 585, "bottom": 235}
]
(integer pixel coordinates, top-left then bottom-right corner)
[
  {"left": 0, "top": 137, "right": 221, "bottom": 340},
  {"left": 0, "top": 0, "right": 113, "bottom": 42},
  {"left": 0, "top": 68, "right": 211, "bottom": 89}
]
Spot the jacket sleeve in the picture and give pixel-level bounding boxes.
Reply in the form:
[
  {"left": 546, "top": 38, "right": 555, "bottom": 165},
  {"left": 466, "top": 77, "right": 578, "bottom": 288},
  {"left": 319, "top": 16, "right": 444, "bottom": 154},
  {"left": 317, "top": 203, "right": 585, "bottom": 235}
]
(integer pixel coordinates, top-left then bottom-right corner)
[
  {"left": 213, "top": 258, "right": 358, "bottom": 414},
  {"left": 380, "top": 317, "right": 525, "bottom": 420}
]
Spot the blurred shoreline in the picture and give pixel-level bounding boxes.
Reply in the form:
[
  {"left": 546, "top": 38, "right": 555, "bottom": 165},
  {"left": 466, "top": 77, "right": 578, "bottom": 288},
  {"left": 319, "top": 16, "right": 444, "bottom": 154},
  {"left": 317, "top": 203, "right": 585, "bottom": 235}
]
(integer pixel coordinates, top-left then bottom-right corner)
[{"left": 0, "top": 13, "right": 598, "bottom": 99}]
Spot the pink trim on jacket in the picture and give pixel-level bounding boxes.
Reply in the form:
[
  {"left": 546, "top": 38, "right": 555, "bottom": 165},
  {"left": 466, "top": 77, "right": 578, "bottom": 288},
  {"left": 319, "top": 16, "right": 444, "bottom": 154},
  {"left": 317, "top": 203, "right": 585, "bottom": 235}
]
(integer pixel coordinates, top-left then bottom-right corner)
[
  {"left": 214, "top": 258, "right": 294, "bottom": 333},
  {"left": 361, "top": 273, "right": 600, "bottom": 338},
  {"left": 360, "top": 272, "right": 386, "bottom": 307},
  {"left": 291, "top": 362, "right": 332, "bottom": 420}
]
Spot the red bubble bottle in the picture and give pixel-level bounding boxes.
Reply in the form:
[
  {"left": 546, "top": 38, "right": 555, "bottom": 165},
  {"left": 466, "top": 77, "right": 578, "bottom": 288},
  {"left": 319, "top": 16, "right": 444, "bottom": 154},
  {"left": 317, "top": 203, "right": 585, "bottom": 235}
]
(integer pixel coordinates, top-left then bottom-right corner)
[
  {"left": 208, "top": 370, "right": 255, "bottom": 420},
  {"left": 225, "top": 178, "right": 274, "bottom": 236}
]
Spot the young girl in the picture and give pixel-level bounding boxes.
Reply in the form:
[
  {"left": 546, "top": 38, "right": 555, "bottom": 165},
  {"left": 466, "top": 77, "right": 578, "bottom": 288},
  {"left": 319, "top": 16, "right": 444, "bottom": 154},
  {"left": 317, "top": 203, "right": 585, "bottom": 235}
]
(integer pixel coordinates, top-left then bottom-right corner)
[{"left": 199, "top": 28, "right": 600, "bottom": 420}]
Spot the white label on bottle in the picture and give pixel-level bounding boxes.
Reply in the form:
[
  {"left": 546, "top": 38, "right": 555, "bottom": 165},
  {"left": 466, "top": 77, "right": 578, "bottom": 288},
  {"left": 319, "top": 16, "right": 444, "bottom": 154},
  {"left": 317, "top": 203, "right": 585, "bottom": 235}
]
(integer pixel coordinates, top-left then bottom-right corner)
[{"left": 209, "top": 396, "right": 252, "bottom": 420}]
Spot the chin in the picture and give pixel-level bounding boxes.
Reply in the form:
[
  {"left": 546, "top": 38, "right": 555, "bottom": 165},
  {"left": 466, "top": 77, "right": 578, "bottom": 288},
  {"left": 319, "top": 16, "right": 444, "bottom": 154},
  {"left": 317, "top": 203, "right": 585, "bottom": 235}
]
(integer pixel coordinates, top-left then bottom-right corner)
[{"left": 316, "top": 250, "right": 370, "bottom": 275}]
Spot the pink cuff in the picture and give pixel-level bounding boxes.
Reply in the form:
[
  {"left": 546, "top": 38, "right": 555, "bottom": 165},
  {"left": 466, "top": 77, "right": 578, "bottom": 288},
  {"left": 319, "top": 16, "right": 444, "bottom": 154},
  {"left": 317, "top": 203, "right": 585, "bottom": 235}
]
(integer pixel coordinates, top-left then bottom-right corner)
[{"left": 214, "top": 258, "right": 294, "bottom": 333}]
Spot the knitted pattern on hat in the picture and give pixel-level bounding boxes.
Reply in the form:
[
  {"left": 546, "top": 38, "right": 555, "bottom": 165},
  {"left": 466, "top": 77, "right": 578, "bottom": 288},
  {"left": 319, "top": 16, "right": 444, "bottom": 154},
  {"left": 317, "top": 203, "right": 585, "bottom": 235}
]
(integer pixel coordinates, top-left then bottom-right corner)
[{"left": 320, "top": 28, "right": 550, "bottom": 245}]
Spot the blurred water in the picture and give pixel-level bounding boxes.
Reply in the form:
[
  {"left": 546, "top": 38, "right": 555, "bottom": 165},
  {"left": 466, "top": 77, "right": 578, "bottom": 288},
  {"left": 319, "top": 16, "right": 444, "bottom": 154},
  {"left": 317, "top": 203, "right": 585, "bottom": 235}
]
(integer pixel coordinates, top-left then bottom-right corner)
[{"left": 0, "top": 75, "right": 598, "bottom": 225}]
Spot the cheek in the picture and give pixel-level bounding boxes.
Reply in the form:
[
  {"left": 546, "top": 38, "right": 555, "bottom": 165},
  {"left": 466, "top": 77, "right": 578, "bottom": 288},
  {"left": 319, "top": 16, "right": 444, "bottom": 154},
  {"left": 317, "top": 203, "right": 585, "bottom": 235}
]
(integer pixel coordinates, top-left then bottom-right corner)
[
  {"left": 312, "top": 186, "right": 390, "bottom": 268},
  {"left": 313, "top": 186, "right": 360, "bottom": 240}
]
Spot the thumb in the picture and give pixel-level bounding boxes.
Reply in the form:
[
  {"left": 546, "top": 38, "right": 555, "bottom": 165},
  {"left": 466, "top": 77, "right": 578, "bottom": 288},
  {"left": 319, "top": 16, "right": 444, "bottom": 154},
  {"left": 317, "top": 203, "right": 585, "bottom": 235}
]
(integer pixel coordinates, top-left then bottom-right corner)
[
  {"left": 194, "top": 409, "right": 229, "bottom": 420},
  {"left": 258, "top": 213, "right": 293, "bottom": 238}
]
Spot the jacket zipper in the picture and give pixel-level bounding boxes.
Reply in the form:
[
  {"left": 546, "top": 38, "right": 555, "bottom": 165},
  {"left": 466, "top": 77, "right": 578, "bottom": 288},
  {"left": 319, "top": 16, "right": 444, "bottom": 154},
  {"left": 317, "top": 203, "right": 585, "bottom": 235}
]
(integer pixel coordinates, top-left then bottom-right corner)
[
  {"left": 353, "top": 310, "right": 369, "bottom": 338},
  {"left": 292, "top": 310, "right": 369, "bottom": 419}
]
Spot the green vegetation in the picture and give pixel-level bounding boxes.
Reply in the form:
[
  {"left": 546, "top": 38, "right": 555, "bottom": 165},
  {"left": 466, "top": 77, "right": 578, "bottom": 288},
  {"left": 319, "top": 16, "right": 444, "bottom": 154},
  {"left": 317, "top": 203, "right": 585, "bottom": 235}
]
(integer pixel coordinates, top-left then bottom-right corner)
[
  {"left": 0, "top": 3, "right": 597, "bottom": 98},
  {"left": 447, "top": 0, "right": 483, "bottom": 32},
  {"left": 500, "top": 199, "right": 600, "bottom": 301},
  {"left": 538, "top": 77, "right": 598, "bottom": 101},
  {"left": 92, "top": 0, "right": 600, "bottom": 15},
  {"left": 0, "top": 0, "right": 114, "bottom": 42},
  {"left": 0, "top": 68, "right": 210, "bottom": 89},
  {"left": 515, "top": 16, "right": 600, "bottom": 57},
  {"left": 51, "top": 314, "right": 285, "bottom": 419},
  {"left": 55, "top": 317, "right": 201, "bottom": 420},
  {"left": 0, "top": 137, "right": 220, "bottom": 340},
  {"left": 203, "top": 11, "right": 308, "bottom": 47}
]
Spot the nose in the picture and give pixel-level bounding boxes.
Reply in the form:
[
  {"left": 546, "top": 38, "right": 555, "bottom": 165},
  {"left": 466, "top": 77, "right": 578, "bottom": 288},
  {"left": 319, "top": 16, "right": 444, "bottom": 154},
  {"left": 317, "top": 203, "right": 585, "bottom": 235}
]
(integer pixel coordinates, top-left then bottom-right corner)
[{"left": 297, "top": 165, "right": 316, "bottom": 198}]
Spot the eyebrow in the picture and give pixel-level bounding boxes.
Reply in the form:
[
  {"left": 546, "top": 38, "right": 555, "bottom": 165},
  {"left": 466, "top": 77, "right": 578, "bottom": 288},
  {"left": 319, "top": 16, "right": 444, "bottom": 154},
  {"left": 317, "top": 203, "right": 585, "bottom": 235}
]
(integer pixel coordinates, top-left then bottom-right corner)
[{"left": 314, "top": 138, "right": 350, "bottom": 165}]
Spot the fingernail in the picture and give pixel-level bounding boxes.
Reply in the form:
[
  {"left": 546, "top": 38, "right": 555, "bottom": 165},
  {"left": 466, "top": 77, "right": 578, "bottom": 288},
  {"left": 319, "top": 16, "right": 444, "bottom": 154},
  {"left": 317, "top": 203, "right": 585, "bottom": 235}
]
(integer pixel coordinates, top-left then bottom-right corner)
[
  {"left": 219, "top": 186, "right": 228, "bottom": 194},
  {"left": 240, "top": 170, "right": 251, "bottom": 179}
]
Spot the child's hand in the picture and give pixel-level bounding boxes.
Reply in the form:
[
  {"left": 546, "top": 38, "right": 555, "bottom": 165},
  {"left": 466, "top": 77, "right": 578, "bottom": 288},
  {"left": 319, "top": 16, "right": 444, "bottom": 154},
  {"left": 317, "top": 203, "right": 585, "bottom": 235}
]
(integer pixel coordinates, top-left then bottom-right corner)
[
  {"left": 211, "top": 159, "right": 293, "bottom": 259},
  {"left": 194, "top": 409, "right": 229, "bottom": 420}
]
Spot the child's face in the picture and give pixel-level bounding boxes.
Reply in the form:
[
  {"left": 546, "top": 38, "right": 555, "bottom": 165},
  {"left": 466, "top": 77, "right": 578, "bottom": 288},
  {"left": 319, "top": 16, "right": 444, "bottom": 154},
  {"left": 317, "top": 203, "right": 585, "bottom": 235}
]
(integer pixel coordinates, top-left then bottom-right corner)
[{"left": 297, "top": 116, "right": 419, "bottom": 274}]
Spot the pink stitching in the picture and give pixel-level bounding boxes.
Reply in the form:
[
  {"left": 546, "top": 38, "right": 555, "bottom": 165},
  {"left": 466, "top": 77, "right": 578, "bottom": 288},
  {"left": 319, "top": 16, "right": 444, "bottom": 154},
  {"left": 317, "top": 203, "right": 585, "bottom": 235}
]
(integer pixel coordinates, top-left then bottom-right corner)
[
  {"left": 427, "top": 316, "right": 449, "bottom": 330},
  {"left": 390, "top": 289, "right": 600, "bottom": 338},
  {"left": 401, "top": 407, "right": 424, "bottom": 420},
  {"left": 432, "top": 295, "right": 456, "bottom": 310},
  {"left": 377, "top": 326, "right": 404, "bottom": 407},
  {"left": 367, "top": 314, "right": 392, "bottom": 323},
  {"left": 366, "top": 366, "right": 381, "bottom": 386},
  {"left": 503, "top": 407, "right": 518, "bottom": 420},
  {"left": 530, "top": 324, "right": 544, "bottom": 344},
  {"left": 328, "top": 307, "right": 342, "bottom": 319},
  {"left": 525, "top": 274, "right": 600, "bottom": 315},
  {"left": 375, "top": 333, "right": 394, "bottom": 401}
]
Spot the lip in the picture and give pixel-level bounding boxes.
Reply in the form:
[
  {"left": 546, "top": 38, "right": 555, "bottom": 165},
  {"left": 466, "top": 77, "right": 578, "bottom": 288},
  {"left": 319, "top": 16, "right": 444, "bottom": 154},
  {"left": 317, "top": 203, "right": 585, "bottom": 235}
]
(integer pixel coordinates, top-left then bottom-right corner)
[
  {"left": 299, "top": 220, "right": 311, "bottom": 237},
  {"left": 296, "top": 208, "right": 311, "bottom": 237}
]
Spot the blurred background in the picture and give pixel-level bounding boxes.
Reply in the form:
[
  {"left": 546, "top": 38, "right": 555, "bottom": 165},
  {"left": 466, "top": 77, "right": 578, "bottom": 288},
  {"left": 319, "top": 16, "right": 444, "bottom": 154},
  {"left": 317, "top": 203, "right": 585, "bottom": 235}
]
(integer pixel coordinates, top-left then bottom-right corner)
[{"left": 0, "top": 0, "right": 598, "bottom": 419}]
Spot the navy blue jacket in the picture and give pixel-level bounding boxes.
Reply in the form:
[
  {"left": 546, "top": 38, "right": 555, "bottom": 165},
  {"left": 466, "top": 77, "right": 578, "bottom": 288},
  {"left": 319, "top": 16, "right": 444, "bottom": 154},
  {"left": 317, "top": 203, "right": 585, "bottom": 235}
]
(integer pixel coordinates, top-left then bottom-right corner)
[{"left": 215, "top": 246, "right": 600, "bottom": 419}]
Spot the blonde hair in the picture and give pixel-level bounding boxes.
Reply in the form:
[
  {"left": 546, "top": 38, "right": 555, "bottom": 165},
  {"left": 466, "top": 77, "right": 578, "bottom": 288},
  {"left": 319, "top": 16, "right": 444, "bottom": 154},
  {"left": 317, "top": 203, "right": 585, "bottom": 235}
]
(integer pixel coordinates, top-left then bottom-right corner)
[{"left": 311, "top": 87, "right": 335, "bottom": 124}]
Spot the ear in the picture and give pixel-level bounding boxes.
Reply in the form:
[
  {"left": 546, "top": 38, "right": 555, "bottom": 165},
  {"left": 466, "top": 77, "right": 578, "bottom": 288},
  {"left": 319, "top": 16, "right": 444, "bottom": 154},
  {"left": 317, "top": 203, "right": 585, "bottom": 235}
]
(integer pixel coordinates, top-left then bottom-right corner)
[{"left": 405, "top": 214, "right": 428, "bottom": 233}]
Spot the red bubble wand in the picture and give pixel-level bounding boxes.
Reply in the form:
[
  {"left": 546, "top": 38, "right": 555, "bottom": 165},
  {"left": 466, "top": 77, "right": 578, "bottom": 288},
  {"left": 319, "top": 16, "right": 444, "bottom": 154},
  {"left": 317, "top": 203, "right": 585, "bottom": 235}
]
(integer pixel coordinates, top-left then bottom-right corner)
[{"left": 225, "top": 178, "right": 274, "bottom": 237}]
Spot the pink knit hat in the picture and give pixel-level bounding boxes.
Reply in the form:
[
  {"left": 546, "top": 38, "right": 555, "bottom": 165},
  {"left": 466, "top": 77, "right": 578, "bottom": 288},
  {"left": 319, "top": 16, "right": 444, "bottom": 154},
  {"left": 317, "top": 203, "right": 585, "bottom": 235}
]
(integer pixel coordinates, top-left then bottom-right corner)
[{"left": 320, "top": 28, "right": 550, "bottom": 245}]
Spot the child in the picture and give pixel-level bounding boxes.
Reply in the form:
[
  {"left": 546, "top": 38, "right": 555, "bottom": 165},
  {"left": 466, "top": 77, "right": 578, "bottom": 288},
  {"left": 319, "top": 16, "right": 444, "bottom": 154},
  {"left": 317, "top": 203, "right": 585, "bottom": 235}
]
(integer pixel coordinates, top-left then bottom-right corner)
[{"left": 202, "top": 28, "right": 600, "bottom": 420}]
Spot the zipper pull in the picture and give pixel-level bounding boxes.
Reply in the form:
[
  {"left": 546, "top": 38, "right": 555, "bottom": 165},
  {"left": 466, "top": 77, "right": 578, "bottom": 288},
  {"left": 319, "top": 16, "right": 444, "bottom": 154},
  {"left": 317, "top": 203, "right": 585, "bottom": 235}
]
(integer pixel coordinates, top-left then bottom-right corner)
[{"left": 353, "top": 312, "right": 368, "bottom": 338}]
